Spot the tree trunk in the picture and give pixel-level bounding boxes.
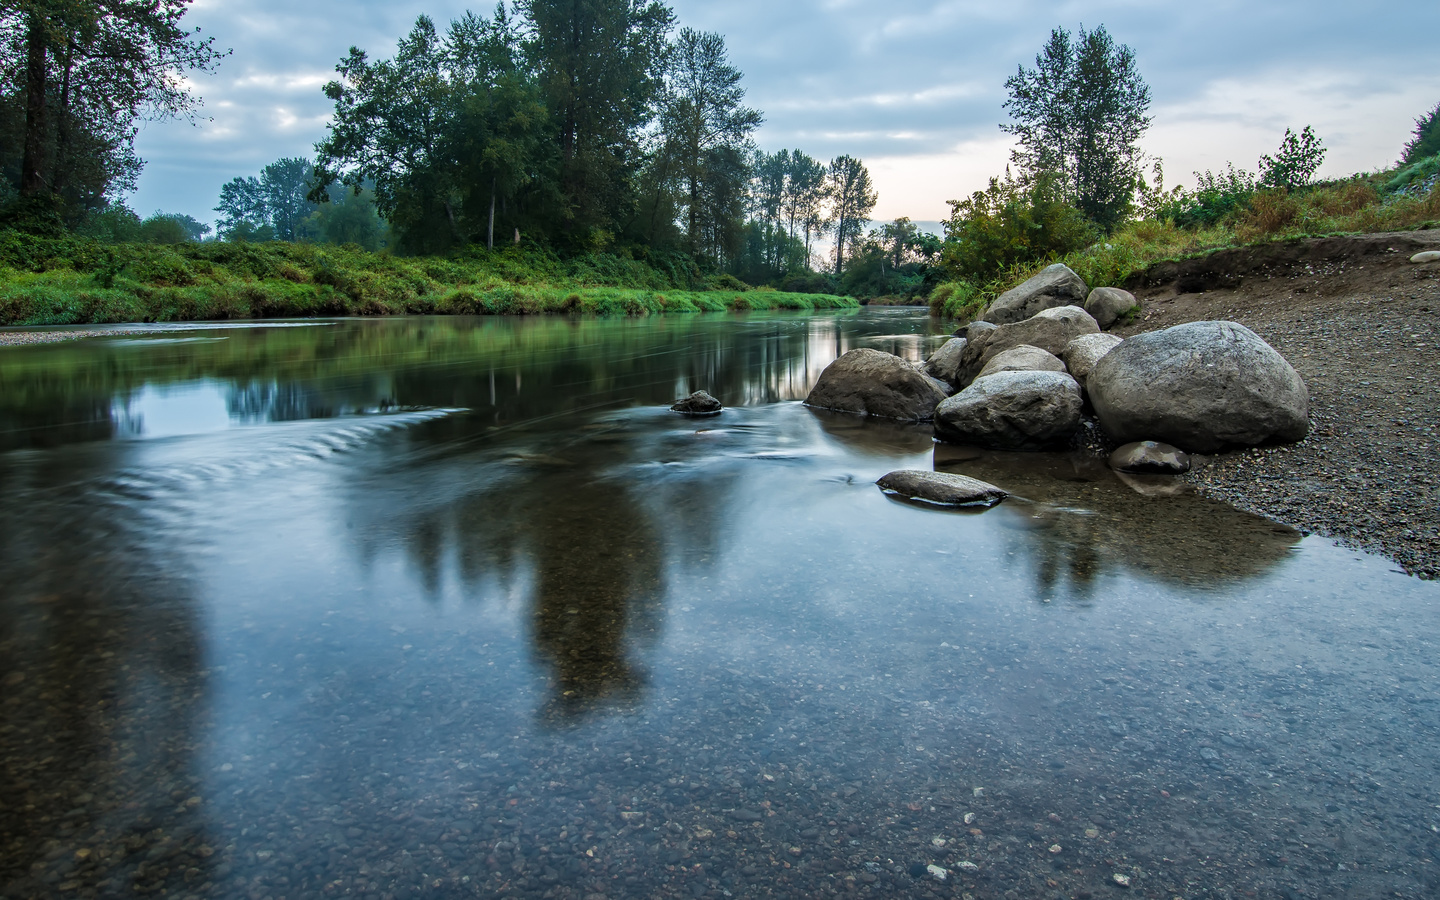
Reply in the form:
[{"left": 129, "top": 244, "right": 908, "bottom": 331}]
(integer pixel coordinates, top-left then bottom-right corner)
[
  {"left": 54, "top": 39, "right": 74, "bottom": 196},
  {"left": 20, "top": 12, "right": 50, "bottom": 198},
  {"left": 487, "top": 177, "right": 496, "bottom": 250}
]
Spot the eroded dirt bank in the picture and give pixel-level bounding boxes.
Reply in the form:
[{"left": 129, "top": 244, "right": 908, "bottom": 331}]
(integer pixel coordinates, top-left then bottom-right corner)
[{"left": 1119, "top": 229, "right": 1440, "bottom": 578}]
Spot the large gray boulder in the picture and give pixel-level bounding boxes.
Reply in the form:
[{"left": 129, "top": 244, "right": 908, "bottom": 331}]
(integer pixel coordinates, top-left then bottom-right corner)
[
  {"left": 982, "top": 264, "right": 1088, "bottom": 325},
  {"left": 806, "top": 348, "right": 951, "bottom": 422},
  {"left": 1088, "top": 321, "right": 1310, "bottom": 453},
  {"left": 1062, "top": 333, "right": 1124, "bottom": 393},
  {"left": 923, "top": 337, "right": 967, "bottom": 387},
  {"left": 955, "top": 306, "right": 1101, "bottom": 388},
  {"left": 1084, "top": 287, "right": 1140, "bottom": 330},
  {"left": 977, "top": 344, "right": 1066, "bottom": 379},
  {"left": 876, "top": 470, "right": 1008, "bottom": 508},
  {"left": 934, "top": 370, "right": 1084, "bottom": 450}
]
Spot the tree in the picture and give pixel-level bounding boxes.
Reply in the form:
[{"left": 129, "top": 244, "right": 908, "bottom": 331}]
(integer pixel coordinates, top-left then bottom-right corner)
[
  {"left": 658, "top": 28, "right": 760, "bottom": 258},
  {"left": 1258, "top": 126, "right": 1326, "bottom": 190},
  {"left": 941, "top": 171, "right": 1093, "bottom": 284},
  {"left": 825, "top": 154, "right": 876, "bottom": 276},
  {"left": 519, "top": 0, "right": 673, "bottom": 244},
  {"left": 214, "top": 175, "right": 267, "bottom": 239},
  {"left": 780, "top": 150, "right": 827, "bottom": 260},
  {"left": 1002, "top": 25, "right": 1151, "bottom": 232},
  {"left": 261, "top": 157, "right": 317, "bottom": 241},
  {"left": 0, "top": 0, "right": 225, "bottom": 208},
  {"left": 1402, "top": 102, "right": 1440, "bottom": 164}
]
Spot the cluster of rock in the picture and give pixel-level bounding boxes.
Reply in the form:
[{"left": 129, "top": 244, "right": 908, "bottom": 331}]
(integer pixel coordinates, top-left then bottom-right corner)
[{"left": 806, "top": 264, "right": 1311, "bottom": 503}]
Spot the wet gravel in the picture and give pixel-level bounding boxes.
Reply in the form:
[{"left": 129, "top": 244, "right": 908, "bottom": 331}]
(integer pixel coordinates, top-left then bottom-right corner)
[
  {"left": 1120, "top": 232, "right": 1440, "bottom": 578},
  {"left": 0, "top": 328, "right": 146, "bottom": 346}
]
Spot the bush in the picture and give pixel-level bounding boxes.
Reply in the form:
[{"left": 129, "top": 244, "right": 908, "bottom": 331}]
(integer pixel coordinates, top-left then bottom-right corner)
[
  {"left": 1259, "top": 126, "right": 1326, "bottom": 190},
  {"left": 928, "top": 280, "right": 983, "bottom": 320},
  {"left": 1402, "top": 102, "right": 1440, "bottom": 165},
  {"left": 940, "top": 173, "right": 1095, "bottom": 285},
  {"left": 1386, "top": 153, "right": 1440, "bottom": 195},
  {"left": 1173, "top": 164, "right": 1257, "bottom": 229}
]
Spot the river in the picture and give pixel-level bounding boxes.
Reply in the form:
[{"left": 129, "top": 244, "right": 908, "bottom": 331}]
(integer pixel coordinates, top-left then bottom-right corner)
[{"left": 1, "top": 310, "right": 1436, "bottom": 900}]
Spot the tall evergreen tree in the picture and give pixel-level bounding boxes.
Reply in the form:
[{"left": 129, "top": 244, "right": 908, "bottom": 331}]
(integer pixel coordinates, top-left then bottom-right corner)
[
  {"left": 1402, "top": 101, "right": 1440, "bottom": 164},
  {"left": 826, "top": 154, "right": 876, "bottom": 276},
  {"left": 1003, "top": 25, "right": 1151, "bottom": 232},
  {"left": 657, "top": 28, "right": 759, "bottom": 259}
]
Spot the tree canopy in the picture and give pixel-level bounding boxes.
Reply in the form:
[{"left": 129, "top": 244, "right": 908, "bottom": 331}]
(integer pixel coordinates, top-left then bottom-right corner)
[
  {"left": 0, "top": 0, "right": 226, "bottom": 222},
  {"left": 1002, "top": 25, "right": 1151, "bottom": 232}
]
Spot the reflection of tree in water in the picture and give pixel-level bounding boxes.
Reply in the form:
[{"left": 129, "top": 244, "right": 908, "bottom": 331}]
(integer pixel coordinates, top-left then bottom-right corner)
[
  {"left": 930, "top": 445, "right": 1302, "bottom": 599},
  {"left": 0, "top": 452, "right": 215, "bottom": 896},
  {"left": 361, "top": 415, "right": 742, "bottom": 725}
]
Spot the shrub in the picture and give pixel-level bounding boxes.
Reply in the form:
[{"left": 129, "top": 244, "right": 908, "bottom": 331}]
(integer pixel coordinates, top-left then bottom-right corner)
[
  {"left": 1259, "top": 126, "right": 1326, "bottom": 191},
  {"left": 928, "top": 280, "right": 984, "bottom": 320},
  {"left": 940, "top": 172, "right": 1095, "bottom": 285},
  {"left": 1402, "top": 102, "right": 1440, "bottom": 165}
]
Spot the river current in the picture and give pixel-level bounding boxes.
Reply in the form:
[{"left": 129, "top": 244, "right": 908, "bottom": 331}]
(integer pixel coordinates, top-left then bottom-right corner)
[{"left": 0, "top": 310, "right": 1436, "bottom": 900}]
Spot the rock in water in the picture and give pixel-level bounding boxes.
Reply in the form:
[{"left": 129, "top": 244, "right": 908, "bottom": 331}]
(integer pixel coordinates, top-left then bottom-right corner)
[
  {"left": 1084, "top": 287, "right": 1140, "bottom": 329},
  {"left": 806, "top": 348, "right": 951, "bottom": 422},
  {"left": 1088, "top": 321, "right": 1309, "bottom": 453},
  {"left": 1411, "top": 250, "right": 1440, "bottom": 264},
  {"left": 1062, "top": 333, "right": 1124, "bottom": 393},
  {"left": 1109, "top": 441, "right": 1191, "bottom": 474},
  {"left": 671, "top": 390, "right": 723, "bottom": 416},
  {"left": 976, "top": 344, "right": 1066, "bottom": 379},
  {"left": 955, "top": 306, "right": 1100, "bottom": 387},
  {"left": 923, "top": 337, "right": 967, "bottom": 388},
  {"left": 934, "top": 370, "right": 1084, "bottom": 450},
  {"left": 876, "top": 470, "right": 1008, "bottom": 508},
  {"left": 982, "top": 264, "right": 1089, "bottom": 325}
]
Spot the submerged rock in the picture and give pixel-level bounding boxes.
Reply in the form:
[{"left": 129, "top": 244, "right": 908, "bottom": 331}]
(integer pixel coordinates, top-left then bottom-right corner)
[
  {"left": 671, "top": 390, "right": 723, "bottom": 416},
  {"left": 806, "top": 348, "right": 951, "bottom": 422},
  {"left": 1084, "top": 287, "right": 1140, "bottom": 329},
  {"left": 1109, "top": 440, "right": 1192, "bottom": 475},
  {"left": 982, "top": 264, "right": 1089, "bottom": 325},
  {"left": 876, "top": 470, "right": 1007, "bottom": 508},
  {"left": 976, "top": 344, "right": 1066, "bottom": 379},
  {"left": 934, "top": 370, "right": 1083, "bottom": 451},
  {"left": 1088, "top": 321, "right": 1309, "bottom": 453}
]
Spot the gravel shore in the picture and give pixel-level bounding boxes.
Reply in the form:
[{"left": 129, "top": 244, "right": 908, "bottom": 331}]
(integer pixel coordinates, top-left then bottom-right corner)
[
  {"left": 1119, "top": 230, "right": 1440, "bottom": 578},
  {"left": 0, "top": 328, "right": 145, "bottom": 346}
]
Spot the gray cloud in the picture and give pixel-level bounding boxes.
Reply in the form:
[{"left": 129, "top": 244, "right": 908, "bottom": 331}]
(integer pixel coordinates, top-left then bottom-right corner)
[{"left": 132, "top": 0, "right": 1440, "bottom": 226}]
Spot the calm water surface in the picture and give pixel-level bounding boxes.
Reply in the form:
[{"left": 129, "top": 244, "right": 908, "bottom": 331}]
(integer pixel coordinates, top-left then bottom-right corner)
[{"left": 1, "top": 311, "right": 1437, "bottom": 900}]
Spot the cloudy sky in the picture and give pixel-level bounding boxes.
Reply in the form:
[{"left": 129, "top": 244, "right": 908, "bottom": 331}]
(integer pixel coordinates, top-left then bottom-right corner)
[{"left": 137, "top": 0, "right": 1440, "bottom": 232}]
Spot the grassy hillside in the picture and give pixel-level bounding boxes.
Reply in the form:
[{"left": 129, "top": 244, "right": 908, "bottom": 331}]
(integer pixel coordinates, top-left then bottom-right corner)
[
  {"left": 0, "top": 236, "right": 857, "bottom": 327},
  {"left": 931, "top": 164, "right": 1440, "bottom": 319}
]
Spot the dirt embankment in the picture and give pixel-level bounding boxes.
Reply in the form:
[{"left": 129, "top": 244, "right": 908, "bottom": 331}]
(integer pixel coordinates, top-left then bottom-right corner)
[{"left": 1118, "top": 229, "right": 1440, "bottom": 578}]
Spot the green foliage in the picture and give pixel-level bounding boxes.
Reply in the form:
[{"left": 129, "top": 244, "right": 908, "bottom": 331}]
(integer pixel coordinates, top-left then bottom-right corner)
[
  {"left": 1002, "top": 26, "right": 1152, "bottom": 233},
  {"left": 1172, "top": 164, "right": 1258, "bottom": 228},
  {"left": 927, "top": 281, "right": 983, "bottom": 320},
  {"left": 940, "top": 172, "right": 1096, "bottom": 285},
  {"left": 1402, "top": 102, "right": 1440, "bottom": 165},
  {"left": 1259, "top": 126, "right": 1326, "bottom": 191},
  {"left": 0, "top": 235, "right": 857, "bottom": 325},
  {"left": 827, "top": 155, "right": 877, "bottom": 275},
  {"left": 1386, "top": 153, "right": 1440, "bottom": 195}
]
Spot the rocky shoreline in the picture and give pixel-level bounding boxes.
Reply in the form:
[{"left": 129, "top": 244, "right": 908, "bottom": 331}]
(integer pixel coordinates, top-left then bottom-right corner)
[{"left": 1121, "top": 230, "right": 1440, "bottom": 579}]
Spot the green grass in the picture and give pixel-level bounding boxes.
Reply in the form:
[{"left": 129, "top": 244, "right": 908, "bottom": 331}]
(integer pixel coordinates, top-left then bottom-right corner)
[{"left": 0, "top": 235, "right": 857, "bottom": 326}]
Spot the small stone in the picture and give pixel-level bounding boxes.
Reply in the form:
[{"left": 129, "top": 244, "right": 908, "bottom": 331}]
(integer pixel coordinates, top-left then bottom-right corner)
[
  {"left": 671, "top": 390, "right": 723, "bottom": 416},
  {"left": 931, "top": 837, "right": 947, "bottom": 848},
  {"left": 1199, "top": 747, "right": 1221, "bottom": 761},
  {"left": 620, "top": 811, "right": 644, "bottom": 822},
  {"left": 1410, "top": 250, "right": 1440, "bottom": 264},
  {"left": 958, "top": 860, "right": 980, "bottom": 872},
  {"left": 876, "top": 470, "right": 1008, "bottom": 508},
  {"left": 1109, "top": 441, "right": 1191, "bottom": 475},
  {"left": 927, "top": 864, "right": 948, "bottom": 880},
  {"left": 1113, "top": 873, "right": 1132, "bottom": 888},
  {"left": 963, "top": 812, "right": 976, "bottom": 824},
  {"left": 1048, "top": 844, "right": 1062, "bottom": 854}
]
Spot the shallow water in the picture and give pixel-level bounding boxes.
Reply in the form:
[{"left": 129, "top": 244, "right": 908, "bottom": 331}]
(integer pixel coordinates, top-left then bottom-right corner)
[{"left": 1, "top": 311, "right": 1437, "bottom": 900}]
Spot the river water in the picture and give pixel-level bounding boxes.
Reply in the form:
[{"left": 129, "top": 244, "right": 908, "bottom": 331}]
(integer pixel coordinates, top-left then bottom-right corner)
[{"left": 1, "top": 310, "right": 1436, "bottom": 900}]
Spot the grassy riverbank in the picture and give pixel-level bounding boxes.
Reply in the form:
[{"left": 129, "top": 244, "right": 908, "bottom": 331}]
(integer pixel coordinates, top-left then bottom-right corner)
[{"left": 0, "top": 236, "right": 856, "bottom": 326}]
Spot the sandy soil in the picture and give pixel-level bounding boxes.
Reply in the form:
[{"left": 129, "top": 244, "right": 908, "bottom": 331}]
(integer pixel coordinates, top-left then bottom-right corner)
[{"left": 1117, "top": 229, "right": 1440, "bottom": 578}]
